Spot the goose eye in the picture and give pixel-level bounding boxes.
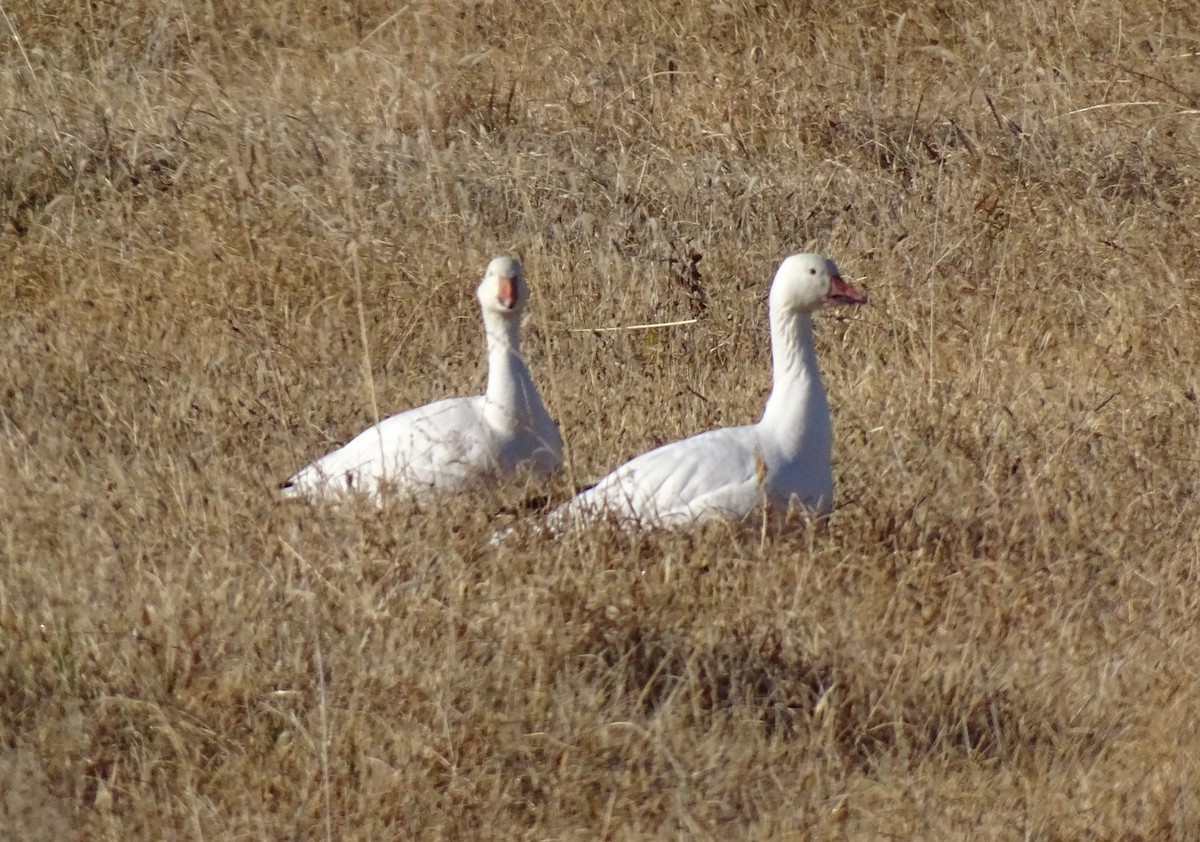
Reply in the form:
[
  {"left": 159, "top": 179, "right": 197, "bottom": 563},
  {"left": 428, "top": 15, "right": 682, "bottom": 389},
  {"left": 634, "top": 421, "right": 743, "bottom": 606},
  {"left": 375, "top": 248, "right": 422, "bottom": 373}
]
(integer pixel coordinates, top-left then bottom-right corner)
[{"left": 809, "top": 268, "right": 817, "bottom": 275}]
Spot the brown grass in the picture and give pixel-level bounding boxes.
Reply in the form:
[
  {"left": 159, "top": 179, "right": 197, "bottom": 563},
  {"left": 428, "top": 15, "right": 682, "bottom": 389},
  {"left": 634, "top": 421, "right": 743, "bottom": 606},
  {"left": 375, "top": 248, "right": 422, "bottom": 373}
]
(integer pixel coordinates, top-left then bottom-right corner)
[{"left": 3, "top": 1, "right": 1200, "bottom": 838}]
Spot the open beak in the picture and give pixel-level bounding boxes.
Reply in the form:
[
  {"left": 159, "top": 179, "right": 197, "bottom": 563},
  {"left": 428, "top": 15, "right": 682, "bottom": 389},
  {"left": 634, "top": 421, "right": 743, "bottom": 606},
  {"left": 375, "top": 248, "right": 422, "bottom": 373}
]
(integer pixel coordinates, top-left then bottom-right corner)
[
  {"left": 827, "top": 274, "right": 867, "bottom": 306},
  {"left": 497, "top": 275, "right": 518, "bottom": 309}
]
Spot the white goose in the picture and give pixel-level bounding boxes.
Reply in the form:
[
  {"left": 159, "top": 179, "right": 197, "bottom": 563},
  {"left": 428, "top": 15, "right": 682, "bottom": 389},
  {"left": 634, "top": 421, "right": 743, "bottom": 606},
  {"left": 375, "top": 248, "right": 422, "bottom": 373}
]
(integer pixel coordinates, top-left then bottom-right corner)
[
  {"left": 547, "top": 253, "right": 865, "bottom": 531},
  {"left": 282, "top": 256, "right": 563, "bottom": 501}
]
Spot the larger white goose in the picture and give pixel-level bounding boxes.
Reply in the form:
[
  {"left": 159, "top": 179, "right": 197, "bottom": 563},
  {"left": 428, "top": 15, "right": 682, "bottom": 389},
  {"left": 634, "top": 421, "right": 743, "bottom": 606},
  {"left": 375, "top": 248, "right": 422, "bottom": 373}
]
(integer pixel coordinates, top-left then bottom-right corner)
[
  {"left": 282, "top": 256, "right": 563, "bottom": 501},
  {"left": 546, "top": 253, "right": 865, "bottom": 531}
]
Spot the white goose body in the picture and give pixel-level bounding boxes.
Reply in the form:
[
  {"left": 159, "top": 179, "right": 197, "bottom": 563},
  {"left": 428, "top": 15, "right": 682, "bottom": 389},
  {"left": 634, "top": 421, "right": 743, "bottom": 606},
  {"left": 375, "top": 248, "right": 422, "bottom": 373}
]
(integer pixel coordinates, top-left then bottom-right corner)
[
  {"left": 282, "top": 256, "right": 562, "bottom": 501},
  {"left": 548, "top": 253, "right": 864, "bottom": 530}
]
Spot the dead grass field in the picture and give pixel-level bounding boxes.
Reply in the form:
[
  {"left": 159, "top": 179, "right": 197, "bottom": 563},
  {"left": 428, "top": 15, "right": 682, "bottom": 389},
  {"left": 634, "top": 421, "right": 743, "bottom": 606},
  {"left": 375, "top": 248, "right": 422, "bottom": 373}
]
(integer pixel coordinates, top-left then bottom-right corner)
[{"left": 3, "top": 0, "right": 1200, "bottom": 838}]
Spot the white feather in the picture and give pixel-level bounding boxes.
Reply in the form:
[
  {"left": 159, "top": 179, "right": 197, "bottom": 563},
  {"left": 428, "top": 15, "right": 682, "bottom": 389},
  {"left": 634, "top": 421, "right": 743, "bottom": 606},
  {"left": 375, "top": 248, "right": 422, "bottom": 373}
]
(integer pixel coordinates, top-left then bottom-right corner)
[
  {"left": 547, "top": 252, "right": 865, "bottom": 531},
  {"left": 282, "top": 256, "right": 562, "bottom": 501}
]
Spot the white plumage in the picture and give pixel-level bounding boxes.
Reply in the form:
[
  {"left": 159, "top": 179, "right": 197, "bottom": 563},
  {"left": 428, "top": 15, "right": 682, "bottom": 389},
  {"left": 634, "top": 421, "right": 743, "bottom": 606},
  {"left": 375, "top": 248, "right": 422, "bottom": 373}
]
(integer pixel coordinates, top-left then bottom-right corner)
[
  {"left": 546, "top": 252, "right": 865, "bottom": 531},
  {"left": 282, "top": 256, "right": 562, "bottom": 501}
]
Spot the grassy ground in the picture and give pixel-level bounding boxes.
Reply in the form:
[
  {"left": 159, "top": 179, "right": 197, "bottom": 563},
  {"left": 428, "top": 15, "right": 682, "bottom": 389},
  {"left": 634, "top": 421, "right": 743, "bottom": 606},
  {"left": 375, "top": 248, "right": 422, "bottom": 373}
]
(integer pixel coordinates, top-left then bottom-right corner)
[{"left": 3, "top": 1, "right": 1200, "bottom": 838}]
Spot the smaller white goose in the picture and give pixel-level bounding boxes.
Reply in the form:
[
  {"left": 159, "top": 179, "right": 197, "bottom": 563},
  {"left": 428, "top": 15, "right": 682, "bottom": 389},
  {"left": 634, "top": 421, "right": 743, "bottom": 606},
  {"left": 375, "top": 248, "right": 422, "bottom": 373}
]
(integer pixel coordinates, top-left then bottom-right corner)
[
  {"left": 546, "top": 253, "right": 865, "bottom": 531},
  {"left": 282, "top": 256, "right": 563, "bottom": 501}
]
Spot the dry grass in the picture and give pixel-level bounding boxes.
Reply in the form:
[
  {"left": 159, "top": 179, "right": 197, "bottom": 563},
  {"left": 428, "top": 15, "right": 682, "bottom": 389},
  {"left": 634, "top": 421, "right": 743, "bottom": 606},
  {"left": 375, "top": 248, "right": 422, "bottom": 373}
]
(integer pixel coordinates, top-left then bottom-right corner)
[{"left": 3, "top": 0, "right": 1200, "bottom": 838}]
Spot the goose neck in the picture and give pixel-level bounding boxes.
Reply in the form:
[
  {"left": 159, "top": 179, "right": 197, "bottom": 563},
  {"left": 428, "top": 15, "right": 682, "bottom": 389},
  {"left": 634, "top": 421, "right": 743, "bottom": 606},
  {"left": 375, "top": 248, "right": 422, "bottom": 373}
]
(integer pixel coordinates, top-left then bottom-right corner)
[
  {"left": 483, "top": 310, "right": 532, "bottom": 420},
  {"left": 759, "top": 309, "right": 828, "bottom": 445},
  {"left": 770, "top": 309, "right": 818, "bottom": 385}
]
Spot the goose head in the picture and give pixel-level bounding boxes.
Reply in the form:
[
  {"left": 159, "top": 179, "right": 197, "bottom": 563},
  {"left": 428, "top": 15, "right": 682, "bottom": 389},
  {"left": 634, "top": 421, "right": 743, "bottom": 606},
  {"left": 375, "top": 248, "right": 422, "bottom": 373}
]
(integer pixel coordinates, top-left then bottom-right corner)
[
  {"left": 478, "top": 256, "right": 525, "bottom": 316},
  {"left": 769, "top": 253, "right": 867, "bottom": 315}
]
